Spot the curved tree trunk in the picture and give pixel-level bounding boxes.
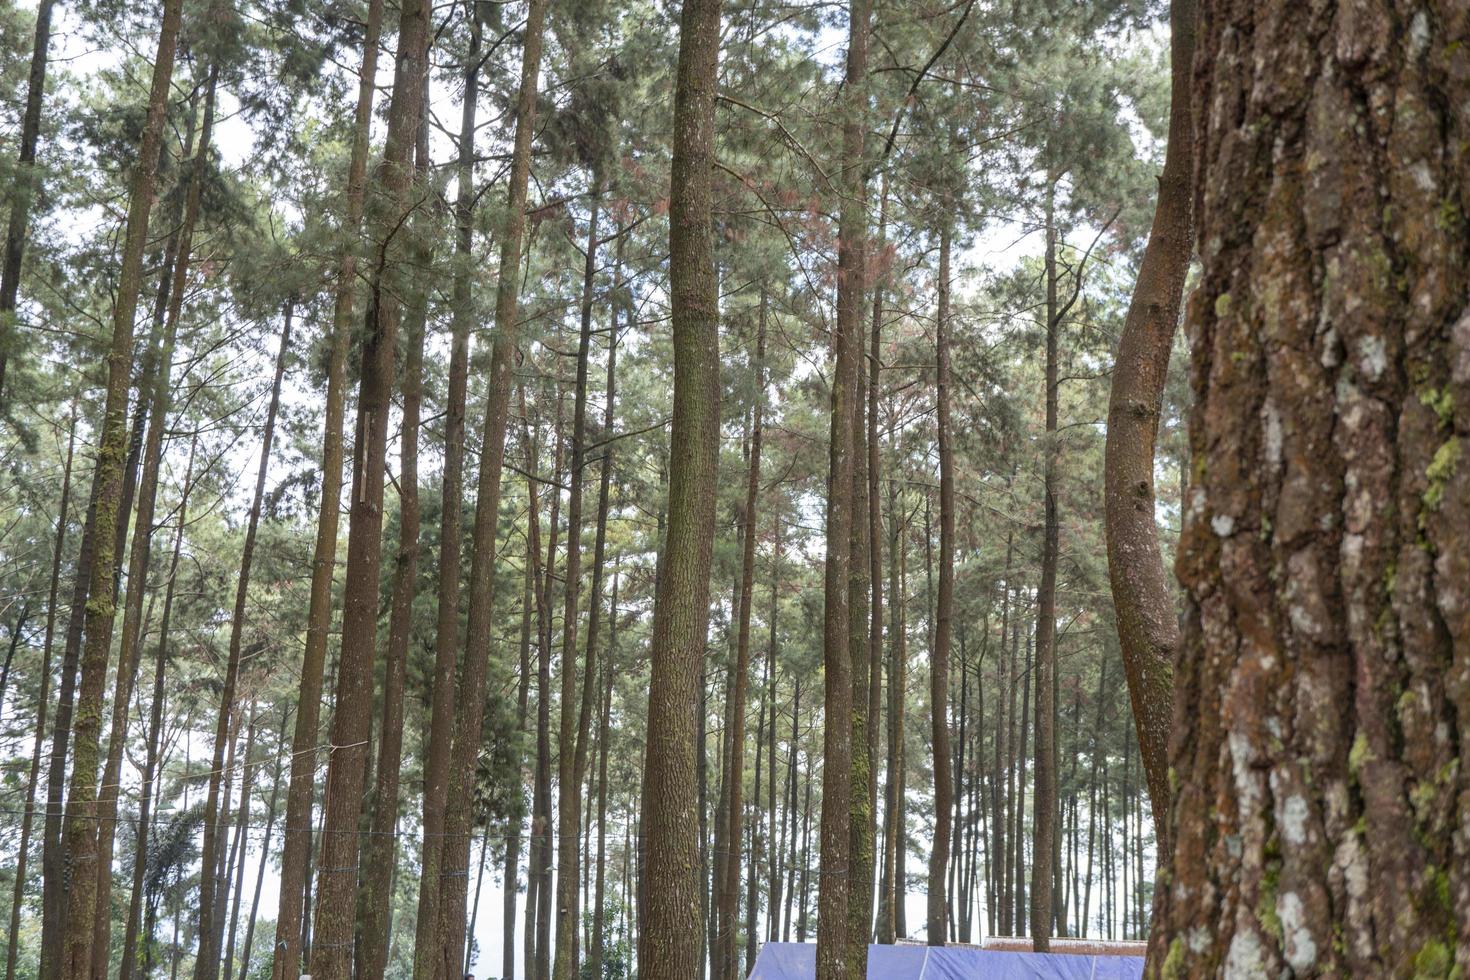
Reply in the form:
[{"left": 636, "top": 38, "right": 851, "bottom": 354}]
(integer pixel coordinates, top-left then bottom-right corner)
[
  {"left": 1102, "top": 0, "right": 1195, "bottom": 841},
  {"left": 637, "top": 0, "right": 722, "bottom": 975},
  {"left": 1147, "top": 0, "right": 1470, "bottom": 975}
]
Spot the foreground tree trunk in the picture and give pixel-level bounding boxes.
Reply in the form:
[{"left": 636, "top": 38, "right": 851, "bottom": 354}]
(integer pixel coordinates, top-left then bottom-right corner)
[
  {"left": 270, "top": 5, "right": 384, "bottom": 976},
  {"left": 1102, "top": 0, "right": 1195, "bottom": 839},
  {"left": 1146, "top": 1, "right": 1470, "bottom": 975},
  {"left": 637, "top": 0, "right": 721, "bottom": 976},
  {"left": 55, "top": 1, "right": 184, "bottom": 973},
  {"left": 816, "top": 2, "right": 870, "bottom": 976},
  {"left": 309, "top": 0, "right": 430, "bottom": 973}
]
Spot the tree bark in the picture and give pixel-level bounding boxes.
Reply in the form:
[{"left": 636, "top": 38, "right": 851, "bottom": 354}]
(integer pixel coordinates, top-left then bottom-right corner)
[
  {"left": 815, "top": 1, "right": 870, "bottom": 976},
  {"left": 1102, "top": 0, "right": 1195, "bottom": 842},
  {"left": 637, "top": 0, "right": 722, "bottom": 975},
  {"left": 270, "top": 4, "right": 384, "bottom": 976},
  {"left": 54, "top": 1, "right": 184, "bottom": 972},
  {"left": 222, "top": 705, "right": 259, "bottom": 980},
  {"left": 586, "top": 251, "right": 623, "bottom": 980},
  {"left": 589, "top": 562, "right": 619, "bottom": 980},
  {"left": 1146, "top": 0, "right": 1470, "bottom": 974}
]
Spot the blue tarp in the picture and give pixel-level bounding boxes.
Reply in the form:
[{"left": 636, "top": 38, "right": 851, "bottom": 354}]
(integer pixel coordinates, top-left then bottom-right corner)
[{"left": 748, "top": 943, "right": 1145, "bottom": 980}]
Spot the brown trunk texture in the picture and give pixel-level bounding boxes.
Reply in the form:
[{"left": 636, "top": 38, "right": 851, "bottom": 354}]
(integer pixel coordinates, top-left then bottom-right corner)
[
  {"left": 637, "top": 0, "right": 722, "bottom": 976},
  {"left": 1146, "top": 1, "right": 1470, "bottom": 975}
]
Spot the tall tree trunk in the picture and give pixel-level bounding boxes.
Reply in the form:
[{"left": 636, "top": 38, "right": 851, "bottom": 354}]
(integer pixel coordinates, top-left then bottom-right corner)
[
  {"left": 357, "top": 82, "right": 432, "bottom": 980},
  {"left": 518, "top": 421, "right": 548, "bottom": 980},
  {"left": 308, "top": 0, "right": 430, "bottom": 973},
  {"left": 194, "top": 281, "right": 291, "bottom": 980},
  {"left": 416, "top": 2, "right": 479, "bottom": 973},
  {"left": 5, "top": 407, "right": 74, "bottom": 980},
  {"left": 928, "top": 218, "right": 955, "bottom": 948},
  {"left": 537, "top": 392, "right": 564, "bottom": 980},
  {"left": 1147, "top": 0, "right": 1470, "bottom": 973},
  {"left": 120, "top": 435, "right": 195, "bottom": 980},
  {"left": 427, "top": 3, "right": 550, "bottom": 973},
  {"left": 637, "top": 0, "right": 722, "bottom": 975},
  {"left": 1014, "top": 617, "right": 1031, "bottom": 933},
  {"left": 846, "top": 277, "right": 874, "bottom": 977},
  {"left": 1102, "top": 0, "right": 1195, "bottom": 840},
  {"left": 1030, "top": 181, "right": 1060, "bottom": 953},
  {"left": 748, "top": 659, "right": 768, "bottom": 973},
  {"left": 877, "top": 483, "right": 905, "bottom": 945},
  {"left": 589, "top": 564, "right": 619, "bottom": 980},
  {"left": 95, "top": 80, "right": 217, "bottom": 978},
  {"left": 815, "top": 2, "right": 870, "bottom": 976},
  {"left": 552, "top": 172, "right": 605, "bottom": 980},
  {"left": 271, "top": 5, "right": 384, "bottom": 976},
  {"left": 0, "top": 0, "right": 56, "bottom": 401},
  {"left": 54, "top": 1, "right": 184, "bottom": 972},
  {"left": 717, "top": 291, "right": 767, "bottom": 980},
  {"left": 865, "top": 177, "right": 887, "bottom": 929},
  {"left": 585, "top": 250, "right": 623, "bottom": 980}
]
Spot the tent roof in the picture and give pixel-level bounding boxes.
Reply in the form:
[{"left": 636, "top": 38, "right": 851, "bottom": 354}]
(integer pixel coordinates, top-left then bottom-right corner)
[{"left": 748, "top": 943, "right": 1145, "bottom": 979}]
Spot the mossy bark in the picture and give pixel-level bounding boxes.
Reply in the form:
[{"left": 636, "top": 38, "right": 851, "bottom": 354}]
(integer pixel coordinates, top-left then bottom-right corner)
[{"left": 1148, "top": 0, "right": 1470, "bottom": 974}]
